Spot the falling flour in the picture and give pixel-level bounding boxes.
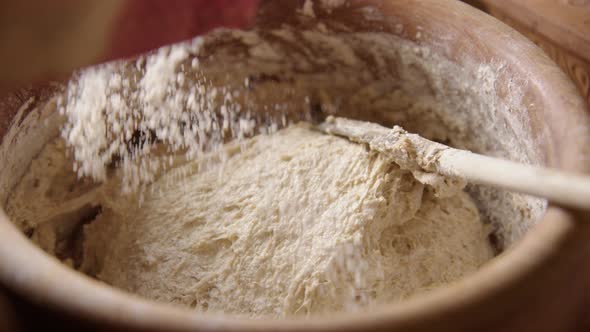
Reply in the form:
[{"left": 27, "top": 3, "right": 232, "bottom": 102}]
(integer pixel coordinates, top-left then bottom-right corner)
[
  {"left": 58, "top": 38, "right": 303, "bottom": 194},
  {"left": 59, "top": 39, "right": 244, "bottom": 192}
]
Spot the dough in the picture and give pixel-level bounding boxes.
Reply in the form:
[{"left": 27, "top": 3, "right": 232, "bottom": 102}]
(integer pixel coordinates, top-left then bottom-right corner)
[{"left": 5, "top": 123, "right": 493, "bottom": 318}]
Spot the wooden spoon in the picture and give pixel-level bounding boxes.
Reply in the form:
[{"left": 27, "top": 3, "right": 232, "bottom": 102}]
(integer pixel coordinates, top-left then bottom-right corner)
[{"left": 319, "top": 116, "right": 590, "bottom": 210}]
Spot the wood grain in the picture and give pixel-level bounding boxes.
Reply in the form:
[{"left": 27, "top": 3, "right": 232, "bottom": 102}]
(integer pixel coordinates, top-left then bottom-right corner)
[
  {"left": 482, "top": 0, "right": 590, "bottom": 62},
  {"left": 484, "top": 5, "right": 590, "bottom": 105}
]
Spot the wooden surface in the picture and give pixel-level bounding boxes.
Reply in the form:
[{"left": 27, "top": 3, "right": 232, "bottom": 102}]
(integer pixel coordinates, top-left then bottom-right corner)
[
  {"left": 0, "top": 291, "right": 19, "bottom": 332},
  {"left": 479, "top": 0, "right": 590, "bottom": 105},
  {"left": 483, "top": 0, "right": 590, "bottom": 62}
]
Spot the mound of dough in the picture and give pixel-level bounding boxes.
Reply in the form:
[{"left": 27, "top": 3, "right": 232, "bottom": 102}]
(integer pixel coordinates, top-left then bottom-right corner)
[{"left": 5, "top": 123, "right": 493, "bottom": 318}]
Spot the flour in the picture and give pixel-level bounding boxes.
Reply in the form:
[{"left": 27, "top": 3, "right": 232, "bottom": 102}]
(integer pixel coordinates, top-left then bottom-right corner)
[
  {"left": 58, "top": 38, "right": 282, "bottom": 193},
  {"left": 5, "top": 125, "right": 493, "bottom": 318}
]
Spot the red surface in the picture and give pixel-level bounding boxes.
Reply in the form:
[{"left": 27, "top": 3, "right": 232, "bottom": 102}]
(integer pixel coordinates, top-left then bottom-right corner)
[{"left": 104, "top": 0, "right": 260, "bottom": 62}]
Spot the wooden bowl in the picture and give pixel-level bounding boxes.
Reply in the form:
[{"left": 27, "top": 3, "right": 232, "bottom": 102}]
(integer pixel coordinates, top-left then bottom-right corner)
[{"left": 0, "top": 0, "right": 589, "bottom": 330}]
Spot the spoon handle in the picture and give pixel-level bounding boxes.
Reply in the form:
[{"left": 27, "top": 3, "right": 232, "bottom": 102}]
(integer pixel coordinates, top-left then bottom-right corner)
[
  {"left": 437, "top": 148, "right": 590, "bottom": 210},
  {"left": 320, "top": 116, "right": 590, "bottom": 210}
]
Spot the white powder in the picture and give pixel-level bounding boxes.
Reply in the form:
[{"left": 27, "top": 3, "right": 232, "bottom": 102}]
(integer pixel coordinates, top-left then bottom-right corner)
[{"left": 58, "top": 38, "right": 279, "bottom": 193}]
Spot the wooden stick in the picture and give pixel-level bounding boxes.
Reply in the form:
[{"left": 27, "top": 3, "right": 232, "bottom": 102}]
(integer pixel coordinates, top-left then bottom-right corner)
[{"left": 318, "top": 116, "right": 590, "bottom": 210}]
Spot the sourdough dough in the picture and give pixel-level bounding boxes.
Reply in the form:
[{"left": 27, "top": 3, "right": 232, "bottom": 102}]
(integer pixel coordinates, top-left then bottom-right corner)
[{"left": 5, "top": 123, "right": 493, "bottom": 318}]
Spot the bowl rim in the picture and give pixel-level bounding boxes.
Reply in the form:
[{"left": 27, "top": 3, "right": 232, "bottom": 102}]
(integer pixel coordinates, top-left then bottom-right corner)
[
  {"left": 0, "top": 0, "right": 589, "bottom": 330},
  {"left": 0, "top": 206, "right": 581, "bottom": 331}
]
